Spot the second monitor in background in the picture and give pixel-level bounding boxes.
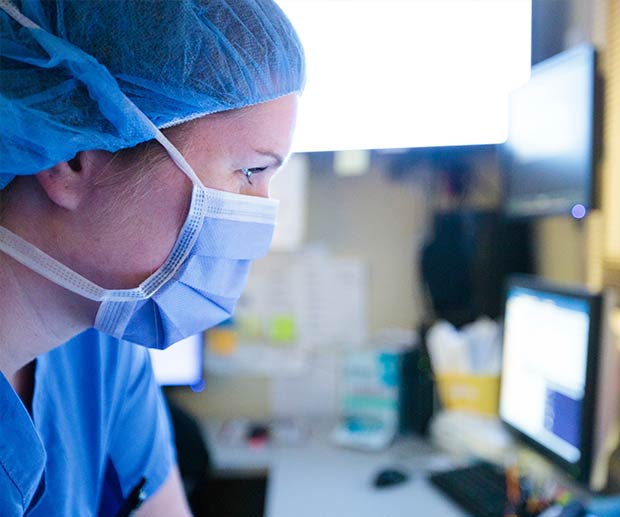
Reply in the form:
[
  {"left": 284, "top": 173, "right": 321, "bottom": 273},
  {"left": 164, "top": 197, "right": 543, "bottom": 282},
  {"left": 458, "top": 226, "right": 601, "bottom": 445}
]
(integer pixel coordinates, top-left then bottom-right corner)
[
  {"left": 499, "top": 275, "right": 605, "bottom": 486},
  {"left": 502, "top": 44, "right": 601, "bottom": 219},
  {"left": 149, "top": 334, "right": 204, "bottom": 390}
]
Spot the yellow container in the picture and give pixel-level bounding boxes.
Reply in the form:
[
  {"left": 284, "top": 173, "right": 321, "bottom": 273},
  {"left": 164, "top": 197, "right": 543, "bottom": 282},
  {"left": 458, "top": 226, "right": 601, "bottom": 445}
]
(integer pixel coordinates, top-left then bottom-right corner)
[{"left": 436, "top": 373, "right": 500, "bottom": 416}]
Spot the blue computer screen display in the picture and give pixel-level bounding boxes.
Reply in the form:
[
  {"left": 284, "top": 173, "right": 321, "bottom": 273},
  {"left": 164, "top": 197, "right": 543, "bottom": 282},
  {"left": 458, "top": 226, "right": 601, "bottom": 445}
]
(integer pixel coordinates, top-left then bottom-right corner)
[{"left": 499, "top": 286, "right": 591, "bottom": 464}]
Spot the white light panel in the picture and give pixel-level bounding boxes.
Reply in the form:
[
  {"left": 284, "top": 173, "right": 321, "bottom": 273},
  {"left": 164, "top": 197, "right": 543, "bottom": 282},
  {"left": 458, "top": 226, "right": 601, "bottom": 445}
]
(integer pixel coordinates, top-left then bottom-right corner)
[{"left": 278, "top": 0, "right": 531, "bottom": 152}]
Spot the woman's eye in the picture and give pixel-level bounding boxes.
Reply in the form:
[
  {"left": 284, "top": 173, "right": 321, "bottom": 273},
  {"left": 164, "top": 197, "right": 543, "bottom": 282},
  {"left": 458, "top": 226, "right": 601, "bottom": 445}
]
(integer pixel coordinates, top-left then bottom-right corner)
[{"left": 240, "top": 167, "right": 268, "bottom": 184}]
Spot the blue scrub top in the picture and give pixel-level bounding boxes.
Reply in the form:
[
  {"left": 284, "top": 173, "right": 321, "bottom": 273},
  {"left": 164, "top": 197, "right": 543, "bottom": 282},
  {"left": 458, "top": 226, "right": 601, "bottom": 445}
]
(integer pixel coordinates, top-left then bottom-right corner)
[{"left": 0, "top": 329, "right": 176, "bottom": 515}]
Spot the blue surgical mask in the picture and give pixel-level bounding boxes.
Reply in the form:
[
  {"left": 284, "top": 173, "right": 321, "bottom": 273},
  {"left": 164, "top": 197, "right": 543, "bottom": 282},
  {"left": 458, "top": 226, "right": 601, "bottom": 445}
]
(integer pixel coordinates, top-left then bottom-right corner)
[
  {"left": 0, "top": 130, "right": 278, "bottom": 349},
  {"left": 95, "top": 182, "right": 278, "bottom": 348}
]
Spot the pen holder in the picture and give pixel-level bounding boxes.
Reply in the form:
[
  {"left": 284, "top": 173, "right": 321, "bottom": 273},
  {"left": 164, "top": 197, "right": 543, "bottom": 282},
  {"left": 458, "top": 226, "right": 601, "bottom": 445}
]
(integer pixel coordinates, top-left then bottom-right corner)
[{"left": 435, "top": 373, "right": 500, "bottom": 416}]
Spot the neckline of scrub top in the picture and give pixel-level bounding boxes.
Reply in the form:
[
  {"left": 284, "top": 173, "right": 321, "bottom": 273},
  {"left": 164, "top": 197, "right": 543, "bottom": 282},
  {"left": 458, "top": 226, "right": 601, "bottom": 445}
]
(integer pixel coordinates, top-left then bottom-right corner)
[{"left": 0, "top": 370, "right": 46, "bottom": 510}]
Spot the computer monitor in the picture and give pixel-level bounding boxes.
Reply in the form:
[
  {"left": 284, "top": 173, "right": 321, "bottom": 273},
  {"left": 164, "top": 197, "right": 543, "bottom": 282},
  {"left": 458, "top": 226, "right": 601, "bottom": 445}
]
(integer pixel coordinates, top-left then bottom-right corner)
[
  {"left": 499, "top": 275, "right": 602, "bottom": 483},
  {"left": 149, "top": 333, "right": 204, "bottom": 389},
  {"left": 502, "top": 44, "right": 600, "bottom": 218}
]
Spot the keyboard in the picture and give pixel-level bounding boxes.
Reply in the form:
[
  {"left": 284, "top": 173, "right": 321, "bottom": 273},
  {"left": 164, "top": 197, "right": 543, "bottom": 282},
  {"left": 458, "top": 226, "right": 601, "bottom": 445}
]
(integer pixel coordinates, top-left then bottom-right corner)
[{"left": 429, "top": 462, "right": 507, "bottom": 517}]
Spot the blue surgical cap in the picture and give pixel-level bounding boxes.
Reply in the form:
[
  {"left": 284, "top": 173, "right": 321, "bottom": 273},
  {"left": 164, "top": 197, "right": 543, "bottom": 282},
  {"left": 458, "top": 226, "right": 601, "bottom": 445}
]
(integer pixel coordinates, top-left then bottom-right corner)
[{"left": 0, "top": 0, "right": 305, "bottom": 188}]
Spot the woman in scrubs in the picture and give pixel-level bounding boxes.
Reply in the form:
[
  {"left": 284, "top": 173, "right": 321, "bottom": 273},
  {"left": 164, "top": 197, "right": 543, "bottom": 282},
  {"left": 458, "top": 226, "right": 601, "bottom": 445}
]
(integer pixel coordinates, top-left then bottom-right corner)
[{"left": 0, "top": 0, "right": 304, "bottom": 514}]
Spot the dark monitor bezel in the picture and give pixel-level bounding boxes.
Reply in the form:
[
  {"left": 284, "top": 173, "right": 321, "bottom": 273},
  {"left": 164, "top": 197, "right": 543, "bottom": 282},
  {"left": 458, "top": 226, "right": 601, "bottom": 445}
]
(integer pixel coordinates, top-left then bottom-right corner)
[{"left": 499, "top": 274, "right": 602, "bottom": 483}]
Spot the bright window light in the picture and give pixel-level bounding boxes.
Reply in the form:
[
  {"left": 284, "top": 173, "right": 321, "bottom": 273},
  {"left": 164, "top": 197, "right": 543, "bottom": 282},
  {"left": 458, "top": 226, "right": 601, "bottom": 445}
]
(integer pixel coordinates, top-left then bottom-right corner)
[{"left": 278, "top": 0, "right": 531, "bottom": 152}]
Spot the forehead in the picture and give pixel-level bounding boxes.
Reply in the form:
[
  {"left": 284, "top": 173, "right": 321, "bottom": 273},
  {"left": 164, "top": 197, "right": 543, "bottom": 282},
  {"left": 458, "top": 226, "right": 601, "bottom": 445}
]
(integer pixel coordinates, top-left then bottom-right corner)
[{"left": 182, "top": 94, "right": 298, "bottom": 158}]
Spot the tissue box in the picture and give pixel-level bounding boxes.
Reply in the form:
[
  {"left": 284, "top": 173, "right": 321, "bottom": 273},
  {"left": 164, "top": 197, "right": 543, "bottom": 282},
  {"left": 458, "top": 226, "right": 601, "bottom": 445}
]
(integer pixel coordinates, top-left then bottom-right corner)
[{"left": 436, "top": 373, "right": 500, "bottom": 416}]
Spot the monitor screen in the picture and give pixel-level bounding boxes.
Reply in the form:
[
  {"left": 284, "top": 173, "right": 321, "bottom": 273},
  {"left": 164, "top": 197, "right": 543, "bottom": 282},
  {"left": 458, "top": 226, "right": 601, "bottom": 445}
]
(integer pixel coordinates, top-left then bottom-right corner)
[
  {"left": 502, "top": 44, "right": 598, "bottom": 218},
  {"left": 149, "top": 334, "right": 203, "bottom": 387},
  {"left": 499, "top": 276, "right": 601, "bottom": 480}
]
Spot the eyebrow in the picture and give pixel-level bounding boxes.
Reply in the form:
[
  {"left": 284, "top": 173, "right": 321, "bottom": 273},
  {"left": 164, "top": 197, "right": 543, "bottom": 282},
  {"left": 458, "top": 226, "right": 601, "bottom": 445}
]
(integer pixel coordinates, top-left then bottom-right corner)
[{"left": 254, "top": 149, "right": 285, "bottom": 168}]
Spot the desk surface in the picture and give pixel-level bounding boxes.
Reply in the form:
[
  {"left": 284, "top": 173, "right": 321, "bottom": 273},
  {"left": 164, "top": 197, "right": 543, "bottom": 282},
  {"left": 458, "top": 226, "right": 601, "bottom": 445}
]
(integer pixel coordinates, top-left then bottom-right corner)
[{"left": 204, "top": 420, "right": 467, "bottom": 517}]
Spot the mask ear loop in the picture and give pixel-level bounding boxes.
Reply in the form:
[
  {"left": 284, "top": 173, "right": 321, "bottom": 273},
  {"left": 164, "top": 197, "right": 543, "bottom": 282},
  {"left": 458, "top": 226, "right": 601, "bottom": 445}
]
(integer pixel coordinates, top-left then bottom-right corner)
[{"left": 1, "top": 0, "right": 208, "bottom": 302}]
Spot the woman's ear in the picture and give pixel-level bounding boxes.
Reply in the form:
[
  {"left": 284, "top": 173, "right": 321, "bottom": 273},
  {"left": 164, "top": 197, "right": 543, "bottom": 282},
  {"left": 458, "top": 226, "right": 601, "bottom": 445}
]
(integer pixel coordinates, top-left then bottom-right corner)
[{"left": 35, "top": 151, "right": 99, "bottom": 210}]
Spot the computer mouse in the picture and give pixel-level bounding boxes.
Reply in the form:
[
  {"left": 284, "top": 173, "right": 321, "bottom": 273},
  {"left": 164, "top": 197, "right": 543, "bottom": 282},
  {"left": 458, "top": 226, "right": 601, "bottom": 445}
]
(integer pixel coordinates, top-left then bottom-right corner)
[
  {"left": 246, "top": 423, "right": 270, "bottom": 448},
  {"left": 246, "top": 423, "right": 269, "bottom": 441},
  {"left": 373, "top": 468, "right": 409, "bottom": 488}
]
